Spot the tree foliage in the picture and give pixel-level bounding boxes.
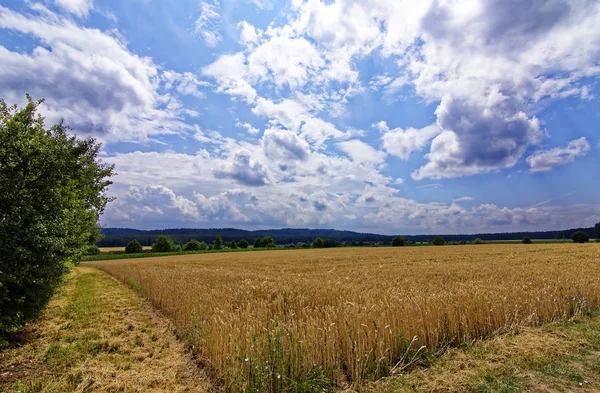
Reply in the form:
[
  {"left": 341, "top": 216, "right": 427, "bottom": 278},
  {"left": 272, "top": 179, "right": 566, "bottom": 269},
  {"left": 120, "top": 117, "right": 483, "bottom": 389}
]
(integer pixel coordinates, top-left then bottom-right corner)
[
  {"left": 595, "top": 222, "right": 600, "bottom": 240},
  {"left": 214, "top": 235, "right": 223, "bottom": 250},
  {"left": 0, "top": 96, "right": 114, "bottom": 336},
  {"left": 432, "top": 236, "right": 445, "bottom": 246},
  {"left": 571, "top": 231, "right": 589, "bottom": 243},
  {"left": 522, "top": 236, "right": 532, "bottom": 244},
  {"left": 391, "top": 236, "right": 405, "bottom": 247},
  {"left": 313, "top": 237, "right": 324, "bottom": 248},
  {"left": 183, "top": 239, "right": 207, "bottom": 251},
  {"left": 238, "top": 239, "right": 249, "bottom": 249},
  {"left": 125, "top": 239, "right": 143, "bottom": 254},
  {"left": 152, "top": 235, "right": 175, "bottom": 252},
  {"left": 473, "top": 238, "right": 485, "bottom": 244}
]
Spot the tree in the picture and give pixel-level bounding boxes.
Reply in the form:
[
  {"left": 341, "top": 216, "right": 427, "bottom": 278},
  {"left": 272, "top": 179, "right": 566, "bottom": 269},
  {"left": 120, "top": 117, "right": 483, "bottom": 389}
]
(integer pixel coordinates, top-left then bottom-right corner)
[
  {"left": 522, "top": 236, "right": 532, "bottom": 244},
  {"left": 313, "top": 237, "right": 324, "bottom": 248},
  {"left": 595, "top": 222, "right": 600, "bottom": 240},
  {"left": 261, "top": 236, "right": 275, "bottom": 247},
  {"left": 0, "top": 96, "right": 114, "bottom": 337},
  {"left": 473, "top": 238, "right": 485, "bottom": 245},
  {"left": 391, "top": 236, "right": 405, "bottom": 247},
  {"left": 571, "top": 231, "right": 589, "bottom": 243},
  {"left": 254, "top": 238, "right": 263, "bottom": 248},
  {"left": 183, "top": 239, "right": 206, "bottom": 251},
  {"left": 238, "top": 239, "right": 249, "bottom": 249},
  {"left": 125, "top": 239, "right": 143, "bottom": 254},
  {"left": 152, "top": 235, "right": 175, "bottom": 252},
  {"left": 230, "top": 240, "right": 237, "bottom": 249},
  {"left": 433, "top": 236, "right": 445, "bottom": 246},
  {"left": 214, "top": 235, "right": 223, "bottom": 250}
]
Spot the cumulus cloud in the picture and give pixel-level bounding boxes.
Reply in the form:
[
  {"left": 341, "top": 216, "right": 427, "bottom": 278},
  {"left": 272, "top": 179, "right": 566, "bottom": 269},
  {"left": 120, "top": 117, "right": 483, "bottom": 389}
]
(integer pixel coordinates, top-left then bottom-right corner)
[
  {"left": 194, "top": 1, "right": 222, "bottom": 47},
  {"left": 236, "top": 121, "right": 260, "bottom": 135},
  {"left": 0, "top": 5, "right": 193, "bottom": 143},
  {"left": 202, "top": 52, "right": 257, "bottom": 103},
  {"left": 213, "top": 150, "right": 270, "bottom": 186},
  {"left": 526, "top": 137, "right": 591, "bottom": 172},
  {"left": 337, "top": 139, "right": 386, "bottom": 165},
  {"left": 262, "top": 128, "right": 310, "bottom": 164},
  {"left": 380, "top": 122, "right": 441, "bottom": 160}
]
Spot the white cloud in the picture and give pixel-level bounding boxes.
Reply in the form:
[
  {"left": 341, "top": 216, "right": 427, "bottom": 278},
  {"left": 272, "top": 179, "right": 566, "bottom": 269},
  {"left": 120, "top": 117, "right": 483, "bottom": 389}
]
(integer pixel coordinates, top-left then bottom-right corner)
[
  {"left": 213, "top": 150, "right": 270, "bottom": 186},
  {"left": 526, "top": 137, "right": 591, "bottom": 172},
  {"left": 247, "top": 0, "right": 273, "bottom": 11},
  {"left": 236, "top": 121, "right": 260, "bottom": 135},
  {"left": 0, "top": 6, "right": 193, "bottom": 143},
  {"left": 380, "top": 122, "right": 441, "bottom": 160},
  {"left": 202, "top": 52, "right": 257, "bottom": 103},
  {"left": 337, "top": 139, "right": 386, "bottom": 165},
  {"left": 54, "top": 0, "right": 93, "bottom": 17},
  {"left": 454, "top": 196, "right": 474, "bottom": 202},
  {"left": 194, "top": 1, "right": 222, "bottom": 47}
]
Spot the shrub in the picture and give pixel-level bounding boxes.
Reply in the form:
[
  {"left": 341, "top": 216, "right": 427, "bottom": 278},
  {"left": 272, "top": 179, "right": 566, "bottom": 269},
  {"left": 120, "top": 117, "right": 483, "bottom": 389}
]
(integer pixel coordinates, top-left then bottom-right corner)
[
  {"left": 391, "top": 236, "right": 405, "bottom": 247},
  {"left": 125, "top": 239, "right": 143, "bottom": 254},
  {"left": 261, "top": 236, "right": 275, "bottom": 247},
  {"left": 522, "top": 236, "right": 532, "bottom": 244},
  {"left": 152, "top": 235, "right": 176, "bottom": 252},
  {"left": 473, "top": 238, "right": 485, "bottom": 245},
  {"left": 571, "top": 231, "right": 590, "bottom": 243},
  {"left": 214, "top": 236, "right": 223, "bottom": 250},
  {"left": 230, "top": 240, "right": 237, "bottom": 249},
  {"left": 313, "top": 237, "right": 324, "bottom": 248},
  {"left": 238, "top": 239, "right": 249, "bottom": 249},
  {"left": 433, "top": 236, "right": 445, "bottom": 246},
  {"left": 183, "top": 239, "right": 207, "bottom": 251},
  {"left": 253, "top": 238, "right": 263, "bottom": 248},
  {"left": 84, "top": 245, "right": 101, "bottom": 255},
  {"left": 264, "top": 242, "right": 276, "bottom": 248},
  {"left": 0, "top": 96, "right": 114, "bottom": 337}
]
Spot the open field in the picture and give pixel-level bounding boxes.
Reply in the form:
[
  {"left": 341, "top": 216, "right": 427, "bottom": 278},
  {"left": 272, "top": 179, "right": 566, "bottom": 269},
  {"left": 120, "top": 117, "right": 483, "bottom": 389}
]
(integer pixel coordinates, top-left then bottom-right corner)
[
  {"left": 98, "top": 246, "right": 152, "bottom": 252},
  {"left": 86, "top": 244, "right": 600, "bottom": 392}
]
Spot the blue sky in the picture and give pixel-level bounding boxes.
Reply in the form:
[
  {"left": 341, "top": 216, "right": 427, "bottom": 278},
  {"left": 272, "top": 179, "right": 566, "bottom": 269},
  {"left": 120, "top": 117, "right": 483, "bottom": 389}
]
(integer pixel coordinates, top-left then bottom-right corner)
[{"left": 1, "top": 0, "right": 599, "bottom": 234}]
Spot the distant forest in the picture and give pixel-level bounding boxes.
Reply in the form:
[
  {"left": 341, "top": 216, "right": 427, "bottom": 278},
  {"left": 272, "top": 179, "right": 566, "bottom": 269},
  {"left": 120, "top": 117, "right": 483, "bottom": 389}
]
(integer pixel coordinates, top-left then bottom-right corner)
[{"left": 97, "top": 226, "right": 597, "bottom": 247}]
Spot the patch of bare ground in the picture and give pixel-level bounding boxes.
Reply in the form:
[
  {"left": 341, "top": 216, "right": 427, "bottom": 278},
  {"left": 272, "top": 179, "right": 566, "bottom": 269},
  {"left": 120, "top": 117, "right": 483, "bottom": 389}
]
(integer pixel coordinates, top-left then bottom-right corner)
[{"left": 0, "top": 266, "right": 212, "bottom": 392}]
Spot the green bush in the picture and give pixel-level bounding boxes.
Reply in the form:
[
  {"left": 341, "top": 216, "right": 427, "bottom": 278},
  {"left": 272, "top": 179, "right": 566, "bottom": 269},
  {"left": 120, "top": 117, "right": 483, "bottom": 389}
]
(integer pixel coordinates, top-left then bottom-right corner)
[
  {"left": 238, "top": 239, "right": 249, "bottom": 249},
  {"left": 84, "top": 245, "right": 101, "bottom": 255},
  {"left": 522, "top": 236, "right": 532, "bottom": 244},
  {"left": 571, "top": 231, "right": 589, "bottom": 243},
  {"left": 433, "top": 236, "right": 445, "bottom": 246},
  {"left": 125, "top": 239, "right": 143, "bottom": 254},
  {"left": 183, "top": 239, "right": 207, "bottom": 251},
  {"left": 152, "top": 235, "right": 176, "bottom": 252},
  {"left": 0, "top": 96, "right": 114, "bottom": 337},
  {"left": 473, "top": 238, "right": 485, "bottom": 244},
  {"left": 391, "top": 236, "right": 405, "bottom": 247},
  {"left": 313, "top": 237, "right": 324, "bottom": 248}
]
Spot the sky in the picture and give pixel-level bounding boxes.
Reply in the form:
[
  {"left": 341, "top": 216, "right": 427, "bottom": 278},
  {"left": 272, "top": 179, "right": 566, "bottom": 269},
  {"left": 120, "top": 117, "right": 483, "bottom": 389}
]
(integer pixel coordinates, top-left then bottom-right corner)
[{"left": 0, "top": 0, "right": 599, "bottom": 235}]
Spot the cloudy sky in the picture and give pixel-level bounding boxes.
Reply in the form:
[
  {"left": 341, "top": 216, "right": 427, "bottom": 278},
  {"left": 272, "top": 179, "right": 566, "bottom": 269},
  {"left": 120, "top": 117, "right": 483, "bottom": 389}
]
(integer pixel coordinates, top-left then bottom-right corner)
[{"left": 1, "top": 0, "right": 599, "bottom": 234}]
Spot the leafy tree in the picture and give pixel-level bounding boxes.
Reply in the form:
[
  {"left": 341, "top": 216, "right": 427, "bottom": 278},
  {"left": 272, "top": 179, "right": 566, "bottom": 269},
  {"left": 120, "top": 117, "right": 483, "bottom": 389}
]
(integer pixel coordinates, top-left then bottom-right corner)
[
  {"left": 391, "top": 236, "right": 405, "bottom": 247},
  {"left": 595, "top": 222, "right": 600, "bottom": 240},
  {"left": 0, "top": 96, "right": 114, "bottom": 337},
  {"left": 473, "top": 238, "right": 485, "bottom": 245},
  {"left": 238, "top": 239, "right": 249, "bottom": 249},
  {"left": 571, "top": 231, "right": 589, "bottom": 243},
  {"left": 230, "top": 240, "right": 237, "bottom": 249},
  {"left": 214, "top": 235, "right": 223, "bottom": 250},
  {"left": 254, "top": 238, "right": 263, "bottom": 248},
  {"left": 261, "top": 236, "right": 275, "bottom": 247},
  {"left": 313, "top": 237, "right": 324, "bottom": 248},
  {"left": 183, "top": 239, "right": 206, "bottom": 251},
  {"left": 432, "top": 236, "right": 445, "bottom": 246},
  {"left": 152, "top": 235, "right": 175, "bottom": 252},
  {"left": 125, "top": 239, "right": 143, "bottom": 254},
  {"left": 522, "top": 236, "right": 532, "bottom": 244}
]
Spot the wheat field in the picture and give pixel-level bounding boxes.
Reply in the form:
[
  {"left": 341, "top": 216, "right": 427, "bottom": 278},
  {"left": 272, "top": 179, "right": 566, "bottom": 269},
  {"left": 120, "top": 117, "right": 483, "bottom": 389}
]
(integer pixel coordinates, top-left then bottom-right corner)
[{"left": 86, "top": 244, "right": 600, "bottom": 392}]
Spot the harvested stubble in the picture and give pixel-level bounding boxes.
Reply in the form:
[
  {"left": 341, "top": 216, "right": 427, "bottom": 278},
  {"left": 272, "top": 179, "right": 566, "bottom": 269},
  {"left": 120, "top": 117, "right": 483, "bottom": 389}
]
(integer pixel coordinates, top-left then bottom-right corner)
[{"left": 86, "top": 244, "right": 600, "bottom": 392}]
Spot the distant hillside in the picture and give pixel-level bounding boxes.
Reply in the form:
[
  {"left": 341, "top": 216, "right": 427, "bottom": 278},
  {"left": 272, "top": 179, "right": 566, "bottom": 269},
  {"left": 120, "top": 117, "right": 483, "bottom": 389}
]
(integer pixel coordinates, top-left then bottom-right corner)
[{"left": 97, "top": 226, "right": 597, "bottom": 247}]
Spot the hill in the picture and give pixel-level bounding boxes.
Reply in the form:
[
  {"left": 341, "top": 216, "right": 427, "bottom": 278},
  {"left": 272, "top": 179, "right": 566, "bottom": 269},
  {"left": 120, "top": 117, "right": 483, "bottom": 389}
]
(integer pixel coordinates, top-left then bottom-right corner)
[{"left": 97, "top": 226, "right": 597, "bottom": 247}]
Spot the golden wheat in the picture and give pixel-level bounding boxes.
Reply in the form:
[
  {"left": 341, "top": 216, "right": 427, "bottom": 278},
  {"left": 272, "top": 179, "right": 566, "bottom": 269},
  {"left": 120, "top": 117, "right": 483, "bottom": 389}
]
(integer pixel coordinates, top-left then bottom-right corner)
[{"left": 86, "top": 244, "right": 600, "bottom": 392}]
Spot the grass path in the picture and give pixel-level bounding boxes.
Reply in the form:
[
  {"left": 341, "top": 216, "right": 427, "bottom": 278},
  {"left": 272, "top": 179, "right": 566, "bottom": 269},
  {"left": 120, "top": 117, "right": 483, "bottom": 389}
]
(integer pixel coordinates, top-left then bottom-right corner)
[{"left": 0, "top": 266, "right": 212, "bottom": 392}]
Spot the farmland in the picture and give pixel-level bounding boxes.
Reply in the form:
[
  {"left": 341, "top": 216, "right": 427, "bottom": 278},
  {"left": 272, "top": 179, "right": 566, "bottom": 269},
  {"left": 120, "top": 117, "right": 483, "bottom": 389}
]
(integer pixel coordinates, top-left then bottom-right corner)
[{"left": 85, "top": 243, "right": 600, "bottom": 392}]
